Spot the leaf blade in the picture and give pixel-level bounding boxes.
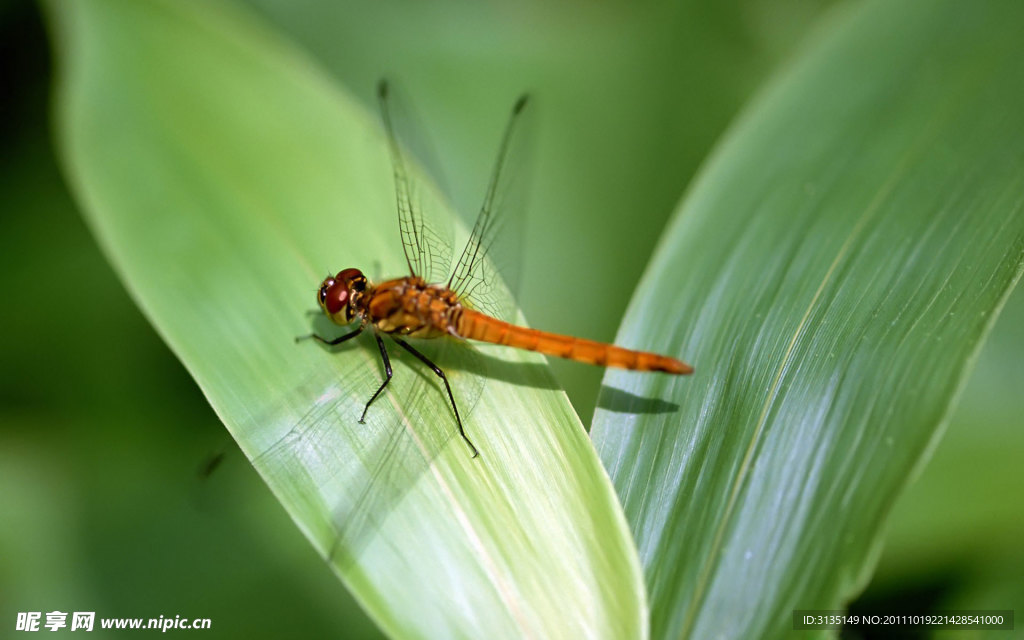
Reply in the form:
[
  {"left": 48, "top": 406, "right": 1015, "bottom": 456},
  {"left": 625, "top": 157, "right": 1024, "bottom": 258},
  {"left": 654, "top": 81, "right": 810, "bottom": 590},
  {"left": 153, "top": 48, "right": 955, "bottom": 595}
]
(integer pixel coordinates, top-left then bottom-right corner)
[
  {"left": 592, "top": 1, "right": 1024, "bottom": 638},
  {"left": 46, "top": 0, "right": 646, "bottom": 637}
]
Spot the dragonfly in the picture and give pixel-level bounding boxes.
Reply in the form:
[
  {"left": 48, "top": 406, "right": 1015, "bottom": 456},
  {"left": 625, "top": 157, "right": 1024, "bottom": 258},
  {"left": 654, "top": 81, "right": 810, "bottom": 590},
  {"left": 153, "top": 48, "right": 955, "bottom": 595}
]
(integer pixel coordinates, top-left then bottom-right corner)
[{"left": 300, "top": 80, "right": 692, "bottom": 458}]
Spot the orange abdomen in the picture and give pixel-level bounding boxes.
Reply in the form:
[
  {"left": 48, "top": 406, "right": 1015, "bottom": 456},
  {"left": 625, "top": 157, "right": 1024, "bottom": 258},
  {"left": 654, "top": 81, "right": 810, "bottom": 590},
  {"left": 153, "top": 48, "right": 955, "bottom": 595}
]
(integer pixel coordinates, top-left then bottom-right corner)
[{"left": 456, "top": 309, "right": 692, "bottom": 374}]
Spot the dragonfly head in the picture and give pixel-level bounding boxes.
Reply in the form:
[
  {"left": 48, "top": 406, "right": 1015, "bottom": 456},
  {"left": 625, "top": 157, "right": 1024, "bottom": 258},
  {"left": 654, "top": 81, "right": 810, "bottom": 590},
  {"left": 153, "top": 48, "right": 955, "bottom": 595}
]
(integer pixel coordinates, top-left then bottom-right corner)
[{"left": 317, "top": 268, "right": 367, "bottom": 324}]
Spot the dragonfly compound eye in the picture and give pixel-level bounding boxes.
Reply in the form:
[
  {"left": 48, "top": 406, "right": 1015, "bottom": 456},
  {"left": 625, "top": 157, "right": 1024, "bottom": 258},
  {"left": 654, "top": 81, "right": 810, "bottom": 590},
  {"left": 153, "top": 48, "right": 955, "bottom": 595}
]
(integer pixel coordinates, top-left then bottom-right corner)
[
  {"left": 337, "top": 268, "right": 366, "bottom": 291},
  {"left": 317, "top": 277, "right": 336, "bottom": 308},
  {"left": 322, "top": 282, "right": 350, "bottom": 316}
]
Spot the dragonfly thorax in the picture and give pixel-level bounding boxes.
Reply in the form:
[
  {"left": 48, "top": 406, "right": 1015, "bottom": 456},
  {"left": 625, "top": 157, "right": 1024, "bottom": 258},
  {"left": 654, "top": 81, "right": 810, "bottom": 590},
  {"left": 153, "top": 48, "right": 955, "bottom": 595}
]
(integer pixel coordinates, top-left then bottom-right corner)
[{"left": 317, "top": 267, "right": 368, "bottom": 325}]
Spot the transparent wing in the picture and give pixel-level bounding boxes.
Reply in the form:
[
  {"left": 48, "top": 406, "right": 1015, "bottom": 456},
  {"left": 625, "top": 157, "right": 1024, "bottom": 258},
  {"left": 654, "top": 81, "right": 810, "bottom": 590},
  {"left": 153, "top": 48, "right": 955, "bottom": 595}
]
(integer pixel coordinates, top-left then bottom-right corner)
[
  {"left": 377, "top": 80, "right": 452, "bottom": 284},
  {"left": 252, "top": 341, "right": 466, "bottom": 571},
  {"left": 267, "top": 87, "right": 533, "bottom": 569},
  {"left": 448, "top": 94, "right": 533, "bottom": 323}
]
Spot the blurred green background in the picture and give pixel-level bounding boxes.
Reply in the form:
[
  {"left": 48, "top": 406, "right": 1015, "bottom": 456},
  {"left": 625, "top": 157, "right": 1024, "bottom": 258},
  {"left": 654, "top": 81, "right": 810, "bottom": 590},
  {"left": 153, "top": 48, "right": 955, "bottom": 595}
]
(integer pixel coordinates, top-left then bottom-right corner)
[{"left": 2, "top": 0, "right": 1020, "bottom": 637}]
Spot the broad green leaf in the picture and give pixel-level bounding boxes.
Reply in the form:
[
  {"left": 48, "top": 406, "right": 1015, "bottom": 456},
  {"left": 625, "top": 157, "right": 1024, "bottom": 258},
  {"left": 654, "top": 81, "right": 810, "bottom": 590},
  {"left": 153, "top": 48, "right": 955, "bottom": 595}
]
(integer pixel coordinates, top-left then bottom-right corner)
[
  {"left": 592, "top": 1, "right": 1024, "bottom": 638},
  {"left": 46, "top": 0, "right": 644, "bottom": 637},
  {"left": 873, "top": 285, "right": 1024, "bottom": 605}
]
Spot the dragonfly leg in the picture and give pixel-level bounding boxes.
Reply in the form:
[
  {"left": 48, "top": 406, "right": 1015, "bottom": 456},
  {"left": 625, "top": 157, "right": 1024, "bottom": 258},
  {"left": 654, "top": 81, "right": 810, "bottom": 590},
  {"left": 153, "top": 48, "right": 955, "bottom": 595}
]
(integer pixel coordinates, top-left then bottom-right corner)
[
  {"left": 359, "top": 333, "right": 393, "bottom": 424},
  {"left": 296, "top": 326, "right": 364, "bottom": 346},
  {"left": 393, "top": 338, "right": 479, "bottom": 458}
]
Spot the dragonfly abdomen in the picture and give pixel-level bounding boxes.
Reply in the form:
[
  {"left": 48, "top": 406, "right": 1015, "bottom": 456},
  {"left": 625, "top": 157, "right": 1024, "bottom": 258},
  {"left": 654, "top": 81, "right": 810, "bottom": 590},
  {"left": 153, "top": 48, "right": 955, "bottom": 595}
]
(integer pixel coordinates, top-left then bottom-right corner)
[{"left": 456, "top": 309, "right": 692, "bottom": 374}]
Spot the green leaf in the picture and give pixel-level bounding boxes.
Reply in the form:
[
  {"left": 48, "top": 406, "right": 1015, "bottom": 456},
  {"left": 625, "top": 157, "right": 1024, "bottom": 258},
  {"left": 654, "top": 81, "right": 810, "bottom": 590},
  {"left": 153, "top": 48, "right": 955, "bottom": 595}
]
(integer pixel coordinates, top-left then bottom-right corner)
[
  {"left": 592, "top": 1, "right": 1024, "bottom": 638},
  {"left": 874, "top": 285, "right": 1024, "bottom": 604},
  {"left": 46, "top": 0, "right": 644, "bottom": 637}
]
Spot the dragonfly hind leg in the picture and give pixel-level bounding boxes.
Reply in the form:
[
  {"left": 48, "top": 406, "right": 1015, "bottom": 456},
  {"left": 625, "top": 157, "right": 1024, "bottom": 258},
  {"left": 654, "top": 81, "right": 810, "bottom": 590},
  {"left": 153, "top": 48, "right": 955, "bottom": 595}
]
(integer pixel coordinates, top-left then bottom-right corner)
[{"left": 393, "top": 338, "right": 480, "bottom": 458}]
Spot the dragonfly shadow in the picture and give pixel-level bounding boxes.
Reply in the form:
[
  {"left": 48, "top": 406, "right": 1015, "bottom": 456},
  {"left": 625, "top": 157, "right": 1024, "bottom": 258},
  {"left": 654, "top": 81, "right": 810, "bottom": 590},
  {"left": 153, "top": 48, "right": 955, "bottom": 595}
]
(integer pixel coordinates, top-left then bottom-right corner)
[
  {"left": 388, "top": 338, "right": 560, "bottom": 448},
  {"left": 596, "top": 385, "right": 680, "bottom": 415},
  {"left": 305, "top": 315, "right": 672, "bottom": 416},
  {"left": 442, "top": 346, "right": 561, "bottom": 391}
]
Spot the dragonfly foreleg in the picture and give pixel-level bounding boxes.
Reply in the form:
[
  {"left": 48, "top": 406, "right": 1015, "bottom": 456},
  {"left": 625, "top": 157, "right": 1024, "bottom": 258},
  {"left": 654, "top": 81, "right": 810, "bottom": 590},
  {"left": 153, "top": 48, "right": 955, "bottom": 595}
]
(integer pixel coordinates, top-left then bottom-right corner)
[
  {"left": 360, "top": 333, "right": 393, "bottom": 424},
  {"left": 296, "top": 326, "right": 364, "bottom": 346},
  {"left": 393, "top": 338, "right": 479, "bottom": 458}
]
